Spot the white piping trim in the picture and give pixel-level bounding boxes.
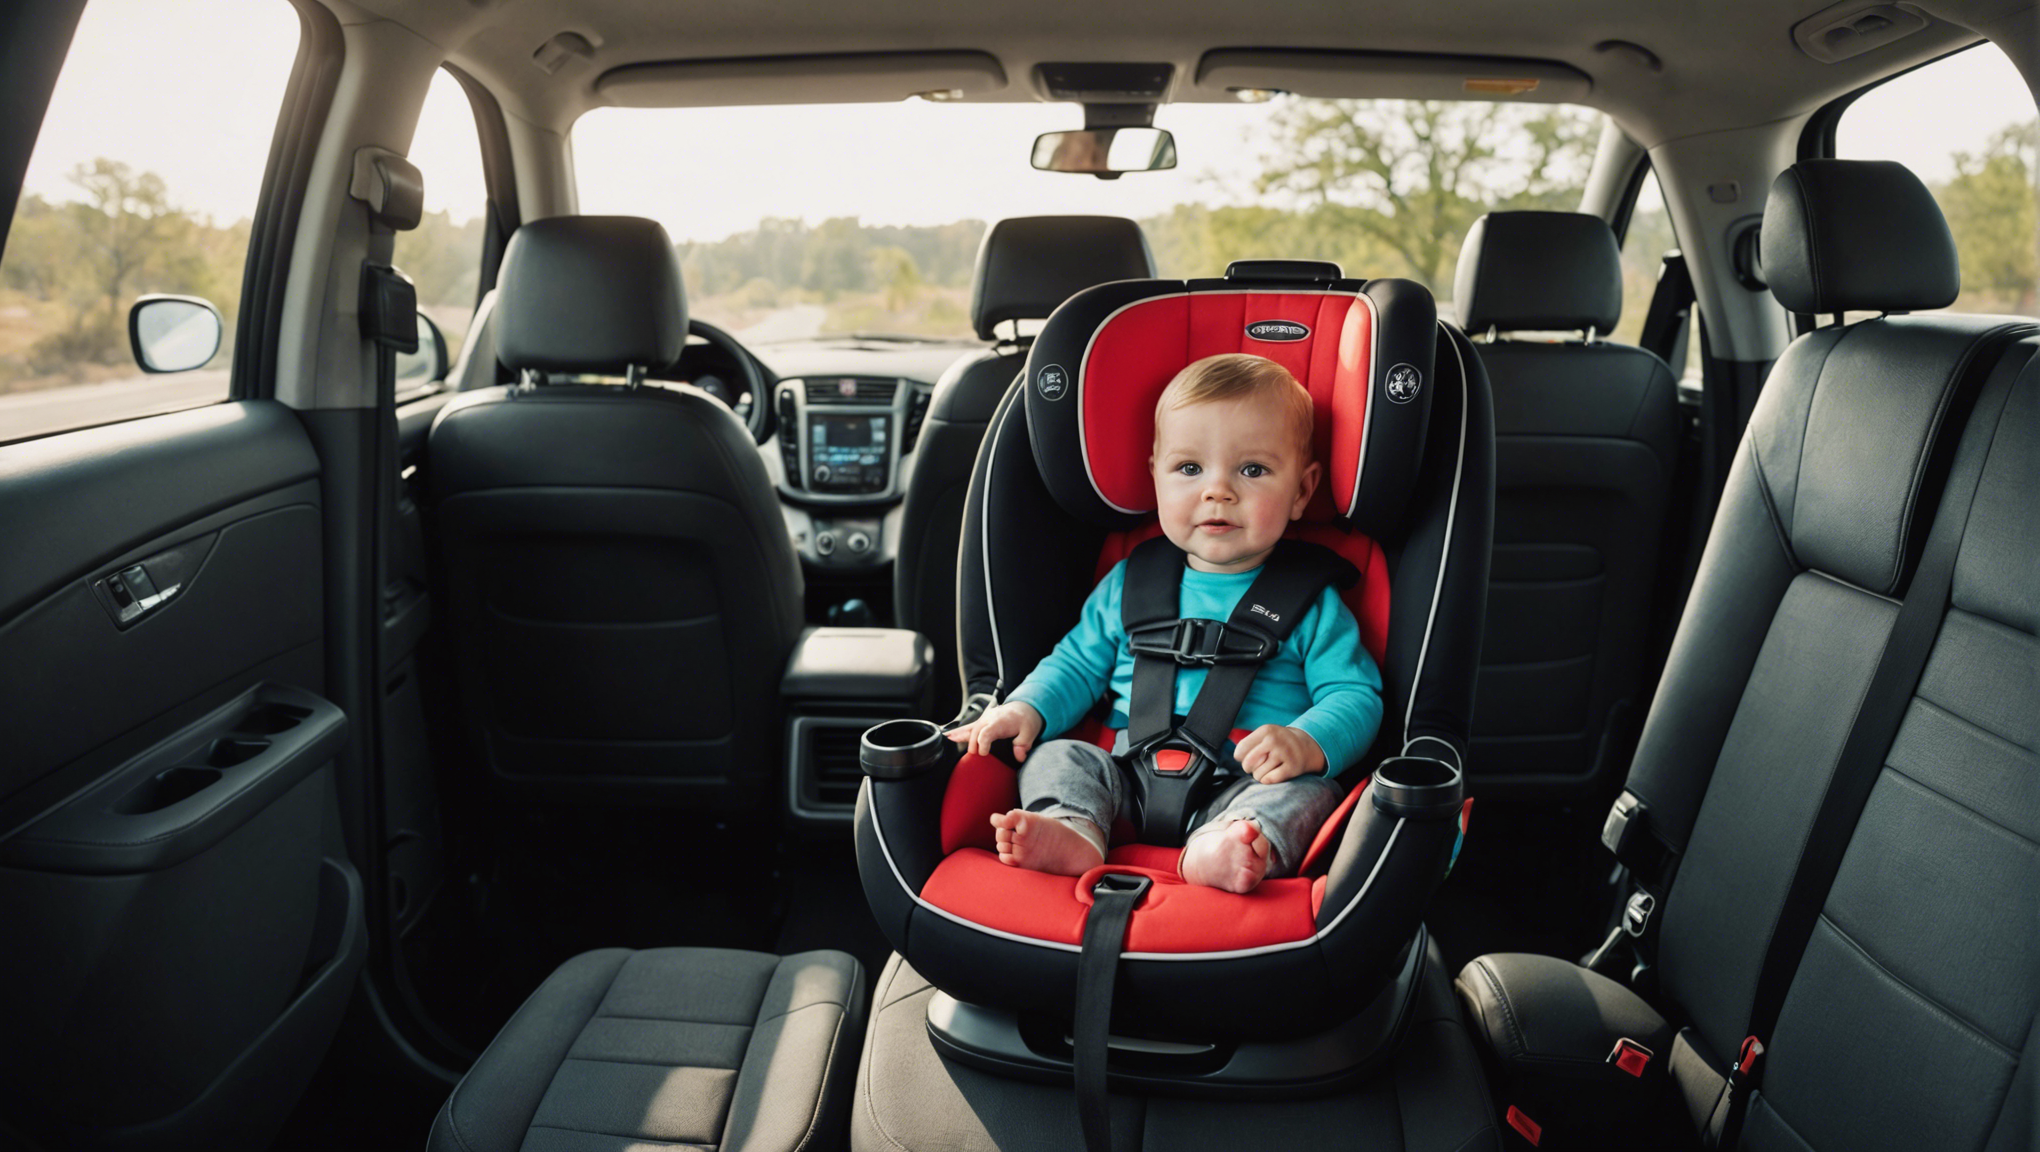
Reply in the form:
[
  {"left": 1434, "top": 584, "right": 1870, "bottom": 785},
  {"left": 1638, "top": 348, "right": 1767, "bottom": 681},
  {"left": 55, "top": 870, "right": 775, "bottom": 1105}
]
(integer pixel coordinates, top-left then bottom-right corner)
[
  {"left": 1074, "top": 289, "right": 1365, "bottom": 516},
  {"left": 868, "top": 774, "right": 1411, "bottom": 961},
  {"left": 979, "top": 390, "right": 1012, "bottom": 691},
  {"left": 1346, "top": 290, "right": 1382, "bottom": 516},
  {"left": 1402, "top": 324, "right": 1468, "bottom": 753},
  {"left": 1401, "top": 735, "right": 1463, "bottom": 772}
]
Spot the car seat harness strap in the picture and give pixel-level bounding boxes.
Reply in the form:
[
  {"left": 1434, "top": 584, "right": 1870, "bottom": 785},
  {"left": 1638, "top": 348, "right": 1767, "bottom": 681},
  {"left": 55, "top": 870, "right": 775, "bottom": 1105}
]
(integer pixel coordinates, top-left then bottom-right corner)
[
  {"left": 1074, "top": 872, "right": 1152, "bottom": 1152},
  {"left": 1120, "top": 536, "right": 1358, "bottom": 844}
]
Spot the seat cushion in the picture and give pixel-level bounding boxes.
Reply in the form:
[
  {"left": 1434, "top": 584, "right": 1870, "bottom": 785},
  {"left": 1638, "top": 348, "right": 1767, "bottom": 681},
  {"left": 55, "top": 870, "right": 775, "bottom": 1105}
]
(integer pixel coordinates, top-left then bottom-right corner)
[{"left": 431, "top": 947, "right": 866, "bottom": 1152}]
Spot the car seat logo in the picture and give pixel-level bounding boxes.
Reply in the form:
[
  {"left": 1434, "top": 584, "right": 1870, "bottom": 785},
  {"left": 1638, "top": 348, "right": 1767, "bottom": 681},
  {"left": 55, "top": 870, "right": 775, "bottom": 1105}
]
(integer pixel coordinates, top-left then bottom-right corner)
[
  {"left": 1036, "top": 363, "right": 1070, "bottom": 401},
  {"left": 1385, "top": 363, "right": 1422, "bottom": 404},
  {"left": 1246, "top": 320, "right": 1311, "bottom": 343},
  {"left": 1250, "top": 603, "right": 1280, "bottom": 622}
]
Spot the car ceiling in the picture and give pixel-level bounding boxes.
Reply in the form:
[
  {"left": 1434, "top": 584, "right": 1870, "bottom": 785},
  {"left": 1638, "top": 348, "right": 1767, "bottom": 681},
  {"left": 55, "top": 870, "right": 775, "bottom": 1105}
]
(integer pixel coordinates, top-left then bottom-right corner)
[{"left": 340, "top": 0, "right": 2032, "bottom": 147}]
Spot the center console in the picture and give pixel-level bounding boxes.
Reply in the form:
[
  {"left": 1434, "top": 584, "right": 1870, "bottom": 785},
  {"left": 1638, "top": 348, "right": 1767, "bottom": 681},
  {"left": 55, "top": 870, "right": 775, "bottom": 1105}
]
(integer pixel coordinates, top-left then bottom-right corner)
[
  {"left": 780, "top": 627, "right": 935, "bottom": 827},
  {"left": 775, "top": 376, "right": 933, "bottom": 570}
]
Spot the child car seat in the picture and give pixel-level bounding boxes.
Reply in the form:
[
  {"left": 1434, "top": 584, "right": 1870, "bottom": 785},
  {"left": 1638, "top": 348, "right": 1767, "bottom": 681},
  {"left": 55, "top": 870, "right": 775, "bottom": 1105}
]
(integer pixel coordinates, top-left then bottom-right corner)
[{"left": 854, "top": 261, "right": 1494, "bottom": 1066}]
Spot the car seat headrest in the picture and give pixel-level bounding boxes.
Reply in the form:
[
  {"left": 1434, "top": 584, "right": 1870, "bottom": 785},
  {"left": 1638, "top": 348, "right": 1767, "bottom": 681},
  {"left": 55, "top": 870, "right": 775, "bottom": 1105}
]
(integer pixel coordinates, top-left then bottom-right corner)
[
  {"left": 1453, "top": 211, "right": 1622, "bottom": 336},
  {"left": 1023, "top": 275, "right": 1438, "bottom": 539},
  {"left": 1762, "top": 160, "right": 1960, "bottom": 316},
  {"left": 971, "top": 216, "right": 1156, "bottom": 341},
  {"left": 495, "top": 216, "right": 688, "bottom": 374}
]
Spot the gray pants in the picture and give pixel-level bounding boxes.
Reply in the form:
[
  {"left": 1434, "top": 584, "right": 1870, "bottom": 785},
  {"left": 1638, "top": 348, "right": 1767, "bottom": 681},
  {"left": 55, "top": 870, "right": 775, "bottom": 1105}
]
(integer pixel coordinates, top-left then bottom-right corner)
[{"left": 1019, "top": 734, "right": 1344, "bottom": 878}]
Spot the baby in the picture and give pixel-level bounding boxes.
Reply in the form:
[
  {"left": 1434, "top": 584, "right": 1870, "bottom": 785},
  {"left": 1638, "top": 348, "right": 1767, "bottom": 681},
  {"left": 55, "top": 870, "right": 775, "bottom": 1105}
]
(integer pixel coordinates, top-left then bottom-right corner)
[{"left": 948, "top": 353, "right": 1383, "bottom": 893}]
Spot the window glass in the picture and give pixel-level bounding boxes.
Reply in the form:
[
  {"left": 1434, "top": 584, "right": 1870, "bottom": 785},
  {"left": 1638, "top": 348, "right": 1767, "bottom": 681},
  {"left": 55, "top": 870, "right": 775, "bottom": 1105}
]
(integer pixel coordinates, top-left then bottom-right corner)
[
  {"left": 1616, "top": 168, "right": 1700, "bottom": 383},
  {"left": 1837, "top": 44, "right": 2038, "bottom": 315},
  {"left": 392, "top": 67, "right": 488, "bottom": 391},
  {"left": 574, "top": 99, "right": 1603, "bottom": 345},
  {"left": 0, "top": 0, "right": 300, "bottom": 442}
]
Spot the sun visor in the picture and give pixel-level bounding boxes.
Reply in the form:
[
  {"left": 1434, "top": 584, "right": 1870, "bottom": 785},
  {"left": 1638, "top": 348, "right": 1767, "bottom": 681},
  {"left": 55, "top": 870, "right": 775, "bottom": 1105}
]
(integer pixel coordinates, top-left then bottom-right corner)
[
  {"left": 1196, "top": 49, "right": 1591, "bottom": 103},
  {"left": 597, "top": 51, "right": 1008, "bottom": 107}
]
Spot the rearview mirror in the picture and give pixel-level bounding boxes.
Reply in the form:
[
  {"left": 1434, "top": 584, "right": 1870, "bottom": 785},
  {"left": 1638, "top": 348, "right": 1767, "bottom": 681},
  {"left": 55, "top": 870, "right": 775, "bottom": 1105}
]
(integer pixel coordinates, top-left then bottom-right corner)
[
  {"left": 128, "top": 295, "right": 223, "bottom": 374},
  {"left": 1031, "top": 128, "right": 1177, "bottom": 176}
]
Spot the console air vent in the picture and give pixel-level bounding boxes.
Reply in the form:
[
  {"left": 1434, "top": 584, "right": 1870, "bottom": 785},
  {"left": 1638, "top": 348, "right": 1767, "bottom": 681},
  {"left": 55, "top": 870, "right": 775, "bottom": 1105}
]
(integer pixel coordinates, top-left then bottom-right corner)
[
  {"left": 805, "top": 377, "right": 898, "bottom": 406},
  {"left": 809, "top": 724, "right": 866, "bottom": 806}
]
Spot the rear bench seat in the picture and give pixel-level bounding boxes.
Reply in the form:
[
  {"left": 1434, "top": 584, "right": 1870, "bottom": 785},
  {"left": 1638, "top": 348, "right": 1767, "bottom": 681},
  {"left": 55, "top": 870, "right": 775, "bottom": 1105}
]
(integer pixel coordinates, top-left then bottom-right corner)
[
  {"left": 430, "top": 948, "right": 865, "bottom": 1152},
  {"left": 1455, "top": 161, "right": 2040, "bottom": 1151}
]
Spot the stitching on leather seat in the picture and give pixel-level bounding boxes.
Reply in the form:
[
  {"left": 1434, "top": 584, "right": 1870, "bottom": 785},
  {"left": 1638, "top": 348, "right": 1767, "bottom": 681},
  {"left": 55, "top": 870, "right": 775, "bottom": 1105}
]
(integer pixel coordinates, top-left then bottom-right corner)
[{"left": 1471, "top": 957, "right": 1527, "bottom": 1060}]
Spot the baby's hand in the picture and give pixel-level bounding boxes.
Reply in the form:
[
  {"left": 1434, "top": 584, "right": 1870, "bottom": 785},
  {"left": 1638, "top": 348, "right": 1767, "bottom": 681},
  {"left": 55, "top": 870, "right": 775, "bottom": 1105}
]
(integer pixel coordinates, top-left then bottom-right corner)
[
  {"left": 946, "top": 702, "right": 1046, "bottom": 761},
  {"left": 1234, "top": 724, "right": 1325, "bottom": 784}
]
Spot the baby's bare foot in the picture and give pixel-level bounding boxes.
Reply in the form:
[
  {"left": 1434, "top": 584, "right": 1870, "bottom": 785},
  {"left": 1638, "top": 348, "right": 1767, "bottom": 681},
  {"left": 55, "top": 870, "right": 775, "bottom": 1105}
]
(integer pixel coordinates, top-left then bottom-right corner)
[
  {"left": 1180, "top": 820, "right": 1271, "bottom": 893},
  {"left": 989, "top": 810, "right": 1104, "bottom": 875}
]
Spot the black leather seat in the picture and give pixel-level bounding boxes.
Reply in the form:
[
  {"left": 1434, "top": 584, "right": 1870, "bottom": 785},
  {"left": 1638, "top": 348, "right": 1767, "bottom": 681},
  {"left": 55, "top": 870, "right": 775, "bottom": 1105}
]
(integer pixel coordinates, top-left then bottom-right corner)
[
  {"left": 1453, "top": 211, "right": 1682, "bottom": 793},
  {"left": 1455, "top": 162, "right": 2040, "bottom": 1151},
  {"left": 430, "top": 948, "right": 867, "bottom": 1152},
  {"left": 893, "top": 215, "right": 1153, "bottom": 718},
  {"left": 428, "top": 216, "right": 803, "bottom": 807}
]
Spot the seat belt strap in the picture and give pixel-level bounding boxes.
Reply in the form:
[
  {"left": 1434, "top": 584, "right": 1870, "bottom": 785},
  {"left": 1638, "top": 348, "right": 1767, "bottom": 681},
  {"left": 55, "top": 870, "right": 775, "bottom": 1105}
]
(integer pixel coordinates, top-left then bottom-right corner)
[
  {"left": 1121, "top": 536, "right": 1358, "bottom": 752},
  {"left": 1714, "top": 327, "right": 2033, "bottom": 1148},
  {"left": 1638, "top": 252, "right": 1694, "bottom": 368},
  {"left": 1074, "top": 873, "right": 1152, "bottom": 1152}
]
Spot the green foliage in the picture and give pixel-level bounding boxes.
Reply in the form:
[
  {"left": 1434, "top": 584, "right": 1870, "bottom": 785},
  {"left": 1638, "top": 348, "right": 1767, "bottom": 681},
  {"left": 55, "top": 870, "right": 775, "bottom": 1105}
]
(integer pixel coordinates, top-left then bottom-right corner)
[{"left": 1937, "top": 119, "right": 2038, "bottom": 311}]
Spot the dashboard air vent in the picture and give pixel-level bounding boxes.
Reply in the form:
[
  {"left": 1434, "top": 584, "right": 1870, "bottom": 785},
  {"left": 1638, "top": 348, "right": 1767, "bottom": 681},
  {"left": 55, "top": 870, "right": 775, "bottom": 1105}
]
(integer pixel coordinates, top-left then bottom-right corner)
[{"left": 805, "top": 378, "right": 897, "bottom": 406}]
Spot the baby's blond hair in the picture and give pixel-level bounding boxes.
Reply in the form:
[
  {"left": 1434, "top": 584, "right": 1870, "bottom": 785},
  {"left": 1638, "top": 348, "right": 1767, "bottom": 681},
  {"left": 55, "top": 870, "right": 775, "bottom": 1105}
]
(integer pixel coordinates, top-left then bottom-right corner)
[{"left": 1154, "top": 353, "right": 1313, "bottom": 452}]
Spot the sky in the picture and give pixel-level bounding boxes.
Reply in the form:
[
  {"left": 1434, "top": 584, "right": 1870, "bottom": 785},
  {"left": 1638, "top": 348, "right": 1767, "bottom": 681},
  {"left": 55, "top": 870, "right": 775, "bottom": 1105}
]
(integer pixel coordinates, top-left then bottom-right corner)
[{"left": 12, "top": 0, "right": 2040, "bottom": 242}]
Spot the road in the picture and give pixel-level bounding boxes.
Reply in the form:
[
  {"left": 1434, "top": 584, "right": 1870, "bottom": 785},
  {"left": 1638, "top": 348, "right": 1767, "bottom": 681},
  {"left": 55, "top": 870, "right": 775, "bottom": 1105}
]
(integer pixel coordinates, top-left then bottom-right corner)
[{"left": 0, "top": 369, "right": 231, "bottom": 442}]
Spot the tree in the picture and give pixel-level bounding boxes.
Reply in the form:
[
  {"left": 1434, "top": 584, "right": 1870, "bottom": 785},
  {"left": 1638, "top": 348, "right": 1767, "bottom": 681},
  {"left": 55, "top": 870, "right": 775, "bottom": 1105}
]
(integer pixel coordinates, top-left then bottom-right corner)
[
  {"left": 67, "top": 158, "right": 181, "bottom": 334},
  {"left": 868, "top": 246, "right": 922, "bottom": 310},
  {"left": 1254, "top": 100, "right": 1600, "bottom": 290},
  {"left": 1938, "top": 119, "right": 2038, "bottom": 312}
]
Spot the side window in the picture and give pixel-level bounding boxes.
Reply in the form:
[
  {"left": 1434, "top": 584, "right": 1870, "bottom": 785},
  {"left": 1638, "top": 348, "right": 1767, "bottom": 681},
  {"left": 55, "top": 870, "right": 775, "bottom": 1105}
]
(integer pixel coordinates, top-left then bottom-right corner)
[
  {"left": 1836, "top": 44, "right": 2038, "bottom": 315},
  {"left": 1616, "top": 168, "right": 1699, "bottom": 384},
  {"left": 0, "top": 0, "right": 300, "bottom": 443},
  {"left": 391, "top": 68, "right": 489, "bottom": 396}
]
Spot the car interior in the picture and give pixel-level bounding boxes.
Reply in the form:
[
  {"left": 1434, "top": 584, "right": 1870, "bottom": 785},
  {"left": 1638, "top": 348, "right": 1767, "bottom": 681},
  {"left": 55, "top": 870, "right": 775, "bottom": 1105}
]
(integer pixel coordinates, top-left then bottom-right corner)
[{"left": 0, "top": 0, "right": 2034, "bottom": 1150}]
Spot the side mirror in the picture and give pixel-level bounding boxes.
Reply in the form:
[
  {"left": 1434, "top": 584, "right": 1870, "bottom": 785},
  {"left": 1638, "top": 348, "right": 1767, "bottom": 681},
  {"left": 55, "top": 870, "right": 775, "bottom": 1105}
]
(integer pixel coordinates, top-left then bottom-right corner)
[
  {"left": 128, "top": 295, "right": 223, "bottom": 374},
  {"left": 1030, "top": 127, "right": 1177, "bottom": 177},
  {"left": 395, "top": 311, "right": 451, "bottom": 391}
]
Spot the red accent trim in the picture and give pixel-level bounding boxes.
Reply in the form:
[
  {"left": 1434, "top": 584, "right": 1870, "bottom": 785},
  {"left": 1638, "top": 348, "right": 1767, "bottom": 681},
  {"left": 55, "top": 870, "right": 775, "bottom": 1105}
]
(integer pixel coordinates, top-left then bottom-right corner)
[
  {"left": 1299, "top": 775, "right": 1367, "bottom": 876},
  {"left": 1737, "top": 1035, "right": 1765, "bottom": 1075},
  {"left": 1096, "top": 524, "right": 1391, "bottom": 666},
  {"left": 1076, "top": 291, "right": 1373, "bottom": 515},
  {"left": 1153, "top": 749, "right": 1192, "bottom": 773},
  {"left": 940, "top": 752, "right": 1017, "bottom": 856},
  {"left": 1611, "top": 1038, "right": 1653, "bottom": 1078},
  {"left": 1505, "top": 1106, "right": 1543, "bottom": 1146},
  {"left": 920, "top": 848, "right": 1321, "bottom": 952}
]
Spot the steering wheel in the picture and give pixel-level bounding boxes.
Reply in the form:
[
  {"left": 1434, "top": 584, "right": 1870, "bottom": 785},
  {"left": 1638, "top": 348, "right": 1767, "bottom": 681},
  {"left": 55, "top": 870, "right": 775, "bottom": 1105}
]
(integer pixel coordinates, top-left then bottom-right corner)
[{"left": 686, "top": 319, "right": 774, "bottom": 445}]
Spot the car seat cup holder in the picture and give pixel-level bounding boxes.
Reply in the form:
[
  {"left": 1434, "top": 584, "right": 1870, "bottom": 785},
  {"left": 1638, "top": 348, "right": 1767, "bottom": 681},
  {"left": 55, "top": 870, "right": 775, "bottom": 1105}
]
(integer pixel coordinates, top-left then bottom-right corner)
[
  {"left": 859, "top": 718, "right": 959, "bottom": 781},
  {"left": 1369, "top": 756, "right": 1463, "bottom": 821}
]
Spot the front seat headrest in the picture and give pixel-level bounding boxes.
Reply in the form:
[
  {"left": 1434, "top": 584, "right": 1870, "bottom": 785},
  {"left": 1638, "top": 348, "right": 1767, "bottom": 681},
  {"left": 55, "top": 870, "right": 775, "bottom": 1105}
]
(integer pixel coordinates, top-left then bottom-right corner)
[
  {"left": 495, "top": 215, "right": 688, "bottom": 374},
  {"left": 1453, "top": 211, "right": 1623, "bottom": 336},
  {"left": 971, "top": 215, "right": 1156, "bottom": 341},
  {"left": 1762, "top": 160, "right": 1960, "bottom": 316}
]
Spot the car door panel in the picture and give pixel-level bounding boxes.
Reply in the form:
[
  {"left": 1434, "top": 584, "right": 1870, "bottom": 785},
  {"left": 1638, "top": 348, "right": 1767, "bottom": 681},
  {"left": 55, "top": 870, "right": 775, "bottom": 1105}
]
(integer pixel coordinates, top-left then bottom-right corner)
[{"left": 0, "top": 400, "right": 365, "bottom": 1150}]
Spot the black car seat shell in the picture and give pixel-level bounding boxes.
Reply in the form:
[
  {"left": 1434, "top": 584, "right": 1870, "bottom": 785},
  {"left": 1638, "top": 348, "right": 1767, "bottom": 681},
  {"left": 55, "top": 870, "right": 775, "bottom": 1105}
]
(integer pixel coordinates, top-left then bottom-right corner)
[
  {"left": 428, "top": 216, "right": 804, "bottom": 806},
  {"left": 1458, "top": 161, "right": 2040, "bottom": 1152},
  {"left": 896, "top": 215, "right": 1155, "bottom": 718},
  {"left": 1455, "top": 211, "right": 1682, "bottom": 792},
  {"left": 858, "top": 267, "right": 1495, "bottom": 1042}
]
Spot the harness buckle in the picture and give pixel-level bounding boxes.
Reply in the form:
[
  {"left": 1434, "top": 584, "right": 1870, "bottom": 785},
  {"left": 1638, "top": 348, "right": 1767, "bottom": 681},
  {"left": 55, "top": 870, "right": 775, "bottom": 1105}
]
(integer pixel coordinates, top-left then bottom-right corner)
[{"left": 1127, "top": 617, "right": 1278, "bottom": 667}]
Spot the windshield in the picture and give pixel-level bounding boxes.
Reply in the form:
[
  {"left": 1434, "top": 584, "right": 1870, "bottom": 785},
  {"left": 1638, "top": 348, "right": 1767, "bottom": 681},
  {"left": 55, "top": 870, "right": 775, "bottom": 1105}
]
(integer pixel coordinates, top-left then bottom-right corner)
[{"left": 574, "top": 98, "right": 1606, "bottom": 343}]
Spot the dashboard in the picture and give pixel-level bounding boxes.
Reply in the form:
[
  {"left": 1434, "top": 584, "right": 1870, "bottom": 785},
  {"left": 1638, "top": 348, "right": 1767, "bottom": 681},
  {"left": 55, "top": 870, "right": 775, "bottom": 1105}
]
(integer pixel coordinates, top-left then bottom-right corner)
[{"left": 675, "top": 334, "right": 973, "bottom": 578}]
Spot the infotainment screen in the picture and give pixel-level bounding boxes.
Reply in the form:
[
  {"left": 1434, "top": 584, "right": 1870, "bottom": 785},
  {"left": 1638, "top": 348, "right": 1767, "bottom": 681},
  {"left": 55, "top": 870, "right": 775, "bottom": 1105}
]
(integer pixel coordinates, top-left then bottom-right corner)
[{"left": 808, "top": 414, "right": 889, "bottom": 492}]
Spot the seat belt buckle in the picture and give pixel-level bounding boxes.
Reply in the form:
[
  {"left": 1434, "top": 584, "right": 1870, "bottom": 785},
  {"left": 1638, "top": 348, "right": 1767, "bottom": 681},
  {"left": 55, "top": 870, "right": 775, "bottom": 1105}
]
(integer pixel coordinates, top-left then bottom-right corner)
[
  {"left": 1723, "top": 1034, "right": 1764, "bottom": 1100},
  {"left": 1504, "top": 1105, "right": 1543, "bottom": 1146},
  {"left": 1607, "top": 1037, "right": 1654, "bottom": 1078},
  {"left": 1127, "top": 617, "right": 1277, "bottom": 666},
  {"left": 1623, "top": 890, "right": 1656, "bottom": 938},
  {"left": 1090, "top": 873, "right": 1153, "bottom": 902}
]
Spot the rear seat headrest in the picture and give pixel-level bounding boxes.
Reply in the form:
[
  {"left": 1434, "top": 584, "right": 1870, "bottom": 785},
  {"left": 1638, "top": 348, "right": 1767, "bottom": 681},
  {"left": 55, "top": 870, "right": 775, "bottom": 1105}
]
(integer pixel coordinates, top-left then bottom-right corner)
[
  {"left": 971, "top": 216, "right": 1156, "bottom": 341},
  {"left": 1762, "top": 160, "right": 1960, "bottom": 316},
  {"left": 1453, "top": 211, "right": 1622, "bottom": 335},
  {"left": 1022, "top": 277, "right": 1437, "bottom": 539},
  {"left": 495, "top": 216, "right": 687, "bottom": 374}
]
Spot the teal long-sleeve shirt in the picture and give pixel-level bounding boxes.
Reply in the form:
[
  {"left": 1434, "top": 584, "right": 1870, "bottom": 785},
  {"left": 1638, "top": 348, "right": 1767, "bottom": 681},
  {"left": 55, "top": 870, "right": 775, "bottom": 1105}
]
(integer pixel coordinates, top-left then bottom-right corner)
[{"left": 1006, "top": 559, "right": 1384, "bottom": 777}]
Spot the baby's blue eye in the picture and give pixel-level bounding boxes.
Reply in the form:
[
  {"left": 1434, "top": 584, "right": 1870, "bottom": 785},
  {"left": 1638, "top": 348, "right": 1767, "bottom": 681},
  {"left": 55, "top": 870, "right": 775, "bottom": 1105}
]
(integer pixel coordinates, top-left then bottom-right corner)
[
  {"left": 1240, "top": 463, "right": 1269, "bottom": 478},
  {"left": 1176, "top": 462, "right": 1202, "bottom": 476}
]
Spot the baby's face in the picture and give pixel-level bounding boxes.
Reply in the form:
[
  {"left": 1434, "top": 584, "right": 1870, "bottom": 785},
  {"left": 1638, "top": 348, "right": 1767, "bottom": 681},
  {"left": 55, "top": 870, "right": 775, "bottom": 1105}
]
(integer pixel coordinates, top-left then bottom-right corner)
[{"left": 1151, "top": 395, "right": 1320, "bottom": 574}]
